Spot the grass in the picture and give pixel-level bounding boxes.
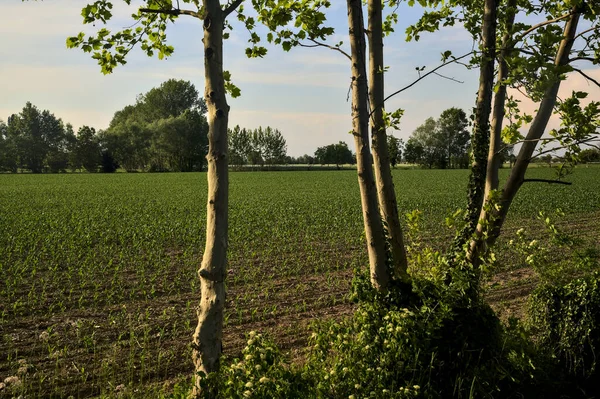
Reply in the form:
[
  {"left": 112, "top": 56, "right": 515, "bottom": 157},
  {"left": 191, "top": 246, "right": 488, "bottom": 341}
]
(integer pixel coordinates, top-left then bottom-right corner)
[{"left": 0, "top": 167, "right": 599, "bottom": 398}]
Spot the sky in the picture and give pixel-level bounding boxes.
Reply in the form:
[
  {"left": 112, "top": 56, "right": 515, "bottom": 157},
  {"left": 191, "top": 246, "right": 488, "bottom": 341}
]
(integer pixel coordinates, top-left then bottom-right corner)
[{"left": 1, "top": 1, "right": 598, "bottom": 157}]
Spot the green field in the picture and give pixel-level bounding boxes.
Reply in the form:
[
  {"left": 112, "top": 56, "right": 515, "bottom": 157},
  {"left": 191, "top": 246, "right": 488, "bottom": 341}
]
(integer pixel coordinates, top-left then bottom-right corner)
[{"left": 1, "top": 167, "right": 599, "bottom": 398}]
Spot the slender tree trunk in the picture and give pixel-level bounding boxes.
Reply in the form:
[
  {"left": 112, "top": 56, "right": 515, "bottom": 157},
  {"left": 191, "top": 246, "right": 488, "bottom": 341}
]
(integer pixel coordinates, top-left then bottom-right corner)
[
  {"left": 347, "top": 0, "right": 390, "bottom": 292},
  {"left": 192, "top": 1, "right": 229, "bottom": 396},
  {"left": 467, "top": 0, "right": 516, "bottom": 262},
  {"left": 452, "top": 0, "right": 497, "bottom": 253},
  {"left": 367, "top": 0, "right": 409, "bottom": 281},
  {"left": 485, "top": 9, "right": 515, "bottom": 196},
  {"left": 469, "top": 9, "right": 581, "bottom": 261}
]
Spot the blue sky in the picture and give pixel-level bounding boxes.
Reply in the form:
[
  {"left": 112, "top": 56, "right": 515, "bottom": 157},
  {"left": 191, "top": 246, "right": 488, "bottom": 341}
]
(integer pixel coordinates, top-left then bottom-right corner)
[{"left": 1, "top": 1, "right": 597, "bottom": 156}]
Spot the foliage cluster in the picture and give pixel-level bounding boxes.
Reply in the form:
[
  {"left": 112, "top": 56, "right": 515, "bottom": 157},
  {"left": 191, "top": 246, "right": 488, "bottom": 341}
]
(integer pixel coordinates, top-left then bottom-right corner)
[
  {"left": 403, "top": 108, "right": 473, "bottom": 169},
  {"left": 102, "top": 79, "right": 209, "bottom": 172},
  {"left": 529, "top": 272, "right": 600, "bottom": 395},
  {"left": 578, "top": 148, "right": 600, "bottom": 164},
  {"left": 228, "top": 125, "right": 288, "bottom": 168},
  {"left": 200, "top": 265, "right": 548, "bottom": 398},
  {"left": 313, "top": 141, "right": 355, "bottom": 168}
]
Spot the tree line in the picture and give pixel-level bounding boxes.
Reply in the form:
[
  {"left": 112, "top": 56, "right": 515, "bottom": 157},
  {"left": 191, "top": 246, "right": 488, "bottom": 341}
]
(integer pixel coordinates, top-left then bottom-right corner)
[
  {"left": 0, "top": 80, "right": 209, "bottom": 173},
  {"left": 2, "top": 89, "right": 526, "bottom": 174}
]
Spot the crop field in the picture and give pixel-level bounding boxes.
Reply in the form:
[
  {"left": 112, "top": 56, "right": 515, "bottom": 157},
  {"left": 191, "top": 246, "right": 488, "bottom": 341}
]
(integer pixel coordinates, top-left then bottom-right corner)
[{"left": 1, "top": 167, "right": 599, "bottom": 398}]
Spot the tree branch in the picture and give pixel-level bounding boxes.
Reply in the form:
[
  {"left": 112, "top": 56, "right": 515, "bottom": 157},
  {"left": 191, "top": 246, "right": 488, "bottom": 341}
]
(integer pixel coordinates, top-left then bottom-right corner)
[
  {"left": 514, "top": 47, "right": 556, "bottom": 62},
  {"left": 376, "top": 51, "right": 473, "bottom": 113},
  {"left": 573, "top": 25, "right": 599, "bottom": 41},
  {"left": 139, "top": 7, "right": 200, "bottom": 18},
  {"left": 522, "top": 178, "right": 572, "bottom": 185},
  {"left": 298, "top": 38, "right": 351, "bottom": 60},
  {"left": 573, "top": 68, "right": 600, "bottom": 88},
  {"left": 568, "top": 56, "right": 598, "bottom": 63},
  {"left": 513, "top": 13, "right": 572, "bottom": 43},
  {"left": 530, "top": 137, "right": 600, "bottom": 159},
  {"left": 223, "top": 0, "right": 244, "bottom": 18},
  {"left": 432, "top": 71, "right": 464, "bottom": 83},
  {"left": 496, "top": 138, "right": 550, "bottom": 155}
]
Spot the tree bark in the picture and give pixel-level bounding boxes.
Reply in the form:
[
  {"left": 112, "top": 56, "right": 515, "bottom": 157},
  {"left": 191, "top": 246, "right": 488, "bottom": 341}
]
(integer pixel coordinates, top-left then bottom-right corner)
[
  {"left": 347, "top": 0, "right": 390, "bottom": 291},
  {"left": 469, "top": 9, "right": 581, "bottom": 262},
  {"left": 467, "top": 0, "right": 516, "bottom": 263},
  {"left": 453, "top": 0, "right": 497, "bottom": 252},
  {"left": 485, "top": 0, "right": 516, "bottom": 197},
  {"left": 367, "top": 0, "right": 409, "bottom": 281},
  {"left": 192, "top": 1, "right": 229, "bottom": 396}
]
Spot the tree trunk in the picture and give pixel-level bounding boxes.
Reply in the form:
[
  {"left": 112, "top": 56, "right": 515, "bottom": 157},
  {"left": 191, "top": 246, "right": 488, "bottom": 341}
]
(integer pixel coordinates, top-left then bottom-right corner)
[
  {"left": 467, "top": 0, "right": 515, "bottom": 262},
  {"left": 469, "top": 9, "right": 581, "bottom": 262},
  {"left": 192, "top": 1, "right": 229, "bottom": 396},
  {"left": 485, "top": 4, "right": 515, "bottom": 196},
  {"left": 347, "top": 0, "right": 390, "bottom": 292},
  {"left": 367, "top": 0, "right": 409, "bottom": 281},
  {"left": 453, "top": 0, "right": 497, "bottom": 253}
]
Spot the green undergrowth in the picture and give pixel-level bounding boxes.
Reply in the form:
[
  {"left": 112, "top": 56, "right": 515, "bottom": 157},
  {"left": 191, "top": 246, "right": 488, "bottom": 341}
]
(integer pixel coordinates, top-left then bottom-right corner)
[
  {"left": 193, "top": 217, "right": 600, "bottom": 399},
  {"left": 528, "top": 271, "right": 600, "bottom": 395},
  {"left": 193, "top": 269, "right": 600, "bottom": 398},
  {"left": 194, "top": 269, "right": 523, "bottom": 398}
]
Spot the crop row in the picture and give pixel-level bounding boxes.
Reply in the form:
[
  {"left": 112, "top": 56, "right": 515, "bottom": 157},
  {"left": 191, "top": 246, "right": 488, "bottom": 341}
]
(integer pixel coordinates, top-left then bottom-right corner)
[{"left": 0, "top": 167, "right": 598, "bottom": 397}]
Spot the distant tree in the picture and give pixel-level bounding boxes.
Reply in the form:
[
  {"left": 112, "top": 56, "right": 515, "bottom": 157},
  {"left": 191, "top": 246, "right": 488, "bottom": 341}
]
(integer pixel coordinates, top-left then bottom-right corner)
[
  {"left": 405, "top": 109, "right": 470, "bottom": 168},
  {"left": 262, "top": 127, "right": 287, "bottom": 165},
  {"left": 41, "top": 112, "right": 69, "bottom": 173},
  {"left": 138, "top": 79, "right": 207, "bottom": 121},
  {"left": 240, "top": 126, "right": 288, "bottom": 167},
  {"left": 46, "top": 122, "right": 74, "bottom": 173},
  {"left": 248, "top": 149, "right": 263, "bottom": 167},
  {"left": 403, "top": 137, "right": 425, "bottom": 165},
  {"left": 0, "top": 119, "right": 17, "bottom": 172},
  {"left": 62, "top": 124, "right": 80, "bottom": 172},
  {"left": 437, "top": 107, "right": 470, "bottom": 168},
  {"left": 296, "top": 154, "right": 315, "bottom": 165},
  {"left": 45, "top": 144, "right": 70, "bottom": 173},
  {"left": 6, "top": 103, "right": 66, "bottom": 173},
  {"left": 314, "top": 146, "right": 328, "bottom": 165},
  {"left": 99, "top": 149, "right": 119, "bottom": 173},
  {"left": 497, "top": 144, "right": 514, "bottom": 168},
  {"left": 410, "top": 117, "right": 441, "bottom": 168},
  {"left": 387, "top": 135, "right": 403, "bottom": 167},
  {"left": 228, "top": 125, "right": 252, "bottom": 167},
  {"left": 333, "top": 141, "right": 355, "bottom": 167},
  {"left": 111, "top": 121, "right": 153, "bottom": 171},
  {"left": 149, "top": 110, "right": 208, "bottom": 172},
  {"left": 541, "top": 154, "right": 553, "bottom": 167},
  {"left": 105, "top": 80, "right": 208, "bottom": 172},
  {"left": 250, "top": 128, "right": 266, "bottom": 166},
  {"left": 315, "top": 141, "right": 354, "bottom": 168},
  {"left": 579, "top": 148, "right": 600, "bottom": 163},
  {"left": 73, "top": 126, "right": 101, "bottom": 172}
]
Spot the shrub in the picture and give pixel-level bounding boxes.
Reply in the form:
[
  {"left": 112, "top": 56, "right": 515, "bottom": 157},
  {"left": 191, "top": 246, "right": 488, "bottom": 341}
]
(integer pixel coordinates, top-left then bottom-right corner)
[
  {"left": 201, "top": 265, "right": 545, "bottom": 398},
  {"left": 200, "top": 331, "right": 310, "bottom": 398},
  {"left": 528, "top": 271, "right": 600, "bottom": 395},
  {"left": 304, "top": 266, "right": 540, "bottom": 399}
]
